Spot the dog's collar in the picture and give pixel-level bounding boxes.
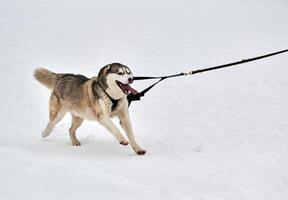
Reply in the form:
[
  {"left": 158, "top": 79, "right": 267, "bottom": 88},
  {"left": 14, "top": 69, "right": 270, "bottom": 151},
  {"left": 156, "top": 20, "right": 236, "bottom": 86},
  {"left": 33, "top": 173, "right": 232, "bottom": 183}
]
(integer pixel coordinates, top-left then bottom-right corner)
[{"left": 97, "top": 82, "right": 119, "bottom": 111}]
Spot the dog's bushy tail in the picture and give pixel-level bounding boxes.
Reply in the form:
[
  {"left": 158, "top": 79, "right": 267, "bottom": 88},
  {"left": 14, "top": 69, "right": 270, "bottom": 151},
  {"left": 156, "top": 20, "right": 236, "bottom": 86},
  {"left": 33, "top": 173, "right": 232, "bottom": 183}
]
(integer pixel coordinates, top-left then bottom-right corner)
[{"left": 34, "top": 68, "right": 58, "bottom": 90}]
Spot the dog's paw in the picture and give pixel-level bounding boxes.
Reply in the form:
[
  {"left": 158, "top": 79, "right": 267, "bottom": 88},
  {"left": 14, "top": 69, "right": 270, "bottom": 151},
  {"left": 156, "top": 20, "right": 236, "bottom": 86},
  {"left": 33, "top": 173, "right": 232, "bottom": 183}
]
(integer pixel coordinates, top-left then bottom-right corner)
[
  {"left": 72, "top": 140, "right": 81, "bottom": 146},
  {"left": 42, "top": 131, "right": 49, "bottom": 138},
  {"left": 42, "top": 127, "right": 52, "bottom": 138},
  {"left": 133, "top": 147, "right": 146, "bottom": 155},
  {"left": 136, "top": 149, "right": 146, "bottom": 155},
  {"left": 120, "top": 140, "right": 129, "bottom": 146}
]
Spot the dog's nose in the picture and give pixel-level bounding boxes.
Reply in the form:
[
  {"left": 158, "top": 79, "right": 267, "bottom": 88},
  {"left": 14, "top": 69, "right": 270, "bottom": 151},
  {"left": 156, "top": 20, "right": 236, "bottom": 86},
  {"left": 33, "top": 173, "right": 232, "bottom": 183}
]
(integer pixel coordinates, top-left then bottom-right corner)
[{"left": 128, "top": 78, "right": 133, "bottom": 84}]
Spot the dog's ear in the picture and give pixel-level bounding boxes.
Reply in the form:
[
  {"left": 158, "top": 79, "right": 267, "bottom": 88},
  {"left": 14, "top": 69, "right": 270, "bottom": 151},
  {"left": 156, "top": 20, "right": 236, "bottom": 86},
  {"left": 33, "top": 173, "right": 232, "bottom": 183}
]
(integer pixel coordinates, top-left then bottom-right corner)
[{"left": 98, "top": 65, "right": 110, "bottom": 76}]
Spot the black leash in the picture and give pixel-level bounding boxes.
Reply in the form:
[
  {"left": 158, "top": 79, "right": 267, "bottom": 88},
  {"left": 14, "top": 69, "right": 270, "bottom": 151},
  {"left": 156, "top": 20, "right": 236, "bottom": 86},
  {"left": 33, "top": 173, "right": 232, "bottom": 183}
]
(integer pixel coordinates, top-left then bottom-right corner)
[{"left": 127, "top": 49, "right": 288, "bottom": 105}]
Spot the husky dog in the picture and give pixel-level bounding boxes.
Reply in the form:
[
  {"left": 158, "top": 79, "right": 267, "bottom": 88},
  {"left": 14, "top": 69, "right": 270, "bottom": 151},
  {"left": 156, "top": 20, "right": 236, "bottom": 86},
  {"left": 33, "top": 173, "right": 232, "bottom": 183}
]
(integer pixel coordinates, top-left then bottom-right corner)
[{"left": 34, "top": 63, "right": 146, "bottom": 155}]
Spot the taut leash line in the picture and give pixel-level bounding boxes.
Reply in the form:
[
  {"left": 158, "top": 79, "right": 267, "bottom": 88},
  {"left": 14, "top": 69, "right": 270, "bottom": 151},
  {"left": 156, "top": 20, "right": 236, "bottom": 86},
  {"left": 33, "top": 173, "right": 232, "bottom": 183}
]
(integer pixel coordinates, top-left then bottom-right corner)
[
  {"left": 191, "top": 49, "right": 288, "bottom": 75},
  {"left": 128, "top": 49, "right": 288, "bottom": 105}
]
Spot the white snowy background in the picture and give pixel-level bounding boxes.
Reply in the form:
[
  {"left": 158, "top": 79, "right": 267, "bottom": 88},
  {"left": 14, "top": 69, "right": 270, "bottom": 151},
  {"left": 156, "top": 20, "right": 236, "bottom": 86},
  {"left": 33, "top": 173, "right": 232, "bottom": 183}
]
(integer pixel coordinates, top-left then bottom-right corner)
[{"left": 0, "top": 0, "right": 288, "bottom": 199}]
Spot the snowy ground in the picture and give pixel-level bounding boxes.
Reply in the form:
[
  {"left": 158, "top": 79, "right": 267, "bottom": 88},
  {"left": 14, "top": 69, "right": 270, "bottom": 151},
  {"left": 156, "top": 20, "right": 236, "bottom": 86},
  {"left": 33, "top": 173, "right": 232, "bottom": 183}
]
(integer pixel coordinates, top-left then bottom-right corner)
[{"left": 0, "top": 0, "right": 288, "bottom": 199}]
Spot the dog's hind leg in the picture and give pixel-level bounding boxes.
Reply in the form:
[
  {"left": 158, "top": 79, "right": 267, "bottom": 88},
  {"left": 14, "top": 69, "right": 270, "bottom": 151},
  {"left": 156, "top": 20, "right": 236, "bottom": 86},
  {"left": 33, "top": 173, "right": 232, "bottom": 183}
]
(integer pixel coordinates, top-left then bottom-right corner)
[
  {"left": 69, "top": 116, "right": 84, "bottom": 146},
  {"left": 98, "top": 117, "right": 129, "bottom": 145},
  {"left": 42, "top": 93, "right": 67, "bottom": 137}
]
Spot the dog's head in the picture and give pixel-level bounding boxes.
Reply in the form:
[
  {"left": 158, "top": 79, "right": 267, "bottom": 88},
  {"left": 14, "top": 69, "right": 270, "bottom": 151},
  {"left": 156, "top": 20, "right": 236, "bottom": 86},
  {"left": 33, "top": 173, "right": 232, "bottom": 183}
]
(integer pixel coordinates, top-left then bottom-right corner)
[{"left": 98, "top": 63, "right": 138, "bottom": 99}]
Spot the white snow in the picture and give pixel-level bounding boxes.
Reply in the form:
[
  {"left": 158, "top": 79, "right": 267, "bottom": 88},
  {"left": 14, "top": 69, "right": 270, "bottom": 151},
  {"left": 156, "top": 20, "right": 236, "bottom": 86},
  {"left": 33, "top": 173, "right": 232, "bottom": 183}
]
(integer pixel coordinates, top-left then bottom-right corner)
[{"left": 0, "top": 0, "right": 288, "bottom": 199}]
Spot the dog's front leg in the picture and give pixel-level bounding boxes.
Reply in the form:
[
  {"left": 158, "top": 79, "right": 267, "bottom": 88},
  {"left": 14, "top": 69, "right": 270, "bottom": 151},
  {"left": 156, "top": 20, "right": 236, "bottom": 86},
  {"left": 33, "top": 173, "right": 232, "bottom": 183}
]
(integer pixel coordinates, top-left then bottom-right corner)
[
  {"left": 99, "top": 117, "right": 129, "bottom": 145},
  {"left": 119, "top": 111, "right": 146, "bottom": 155}
]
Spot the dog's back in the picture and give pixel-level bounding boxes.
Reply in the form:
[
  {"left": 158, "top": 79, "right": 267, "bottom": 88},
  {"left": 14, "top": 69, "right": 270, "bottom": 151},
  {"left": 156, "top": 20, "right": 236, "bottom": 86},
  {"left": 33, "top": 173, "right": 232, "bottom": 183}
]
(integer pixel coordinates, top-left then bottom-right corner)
[{"left": 54, "top": 74, "right": 89, "bottom": 102}]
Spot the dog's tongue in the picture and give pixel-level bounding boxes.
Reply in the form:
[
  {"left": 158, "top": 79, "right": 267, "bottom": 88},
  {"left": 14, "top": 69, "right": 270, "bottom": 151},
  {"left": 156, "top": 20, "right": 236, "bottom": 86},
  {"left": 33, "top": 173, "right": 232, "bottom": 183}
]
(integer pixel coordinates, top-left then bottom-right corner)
[{"left": 122, "top": 84, "right": 138, "bottom": 95}]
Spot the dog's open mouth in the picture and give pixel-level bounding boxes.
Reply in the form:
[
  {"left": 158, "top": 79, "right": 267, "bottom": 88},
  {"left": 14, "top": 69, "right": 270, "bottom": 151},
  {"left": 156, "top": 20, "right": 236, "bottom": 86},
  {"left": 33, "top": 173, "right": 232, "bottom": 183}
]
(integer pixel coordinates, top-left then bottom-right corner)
[{"left": 116, "top": 80, "right": 138, "bottom": 95}]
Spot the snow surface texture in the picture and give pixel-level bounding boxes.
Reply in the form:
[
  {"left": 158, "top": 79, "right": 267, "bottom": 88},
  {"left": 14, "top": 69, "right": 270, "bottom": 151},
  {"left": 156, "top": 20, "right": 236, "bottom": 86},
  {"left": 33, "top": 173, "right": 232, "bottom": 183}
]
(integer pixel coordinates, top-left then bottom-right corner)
[{"left": 0, "top": 0, "right": 288, "bottom": 199}]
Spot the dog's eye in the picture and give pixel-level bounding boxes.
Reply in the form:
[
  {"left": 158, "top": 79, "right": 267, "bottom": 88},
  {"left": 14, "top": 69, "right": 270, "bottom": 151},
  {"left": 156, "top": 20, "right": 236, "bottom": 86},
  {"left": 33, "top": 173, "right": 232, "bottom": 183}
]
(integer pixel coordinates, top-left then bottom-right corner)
[{"left": 117, "top": 72, "right": 124, "bottom": 75}]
